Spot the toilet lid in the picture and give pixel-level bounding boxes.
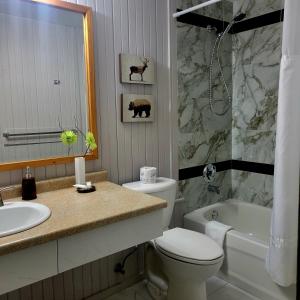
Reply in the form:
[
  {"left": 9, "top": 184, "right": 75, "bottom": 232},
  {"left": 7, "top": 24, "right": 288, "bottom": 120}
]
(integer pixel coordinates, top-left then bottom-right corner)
[{"left": 155, "top": 228, "right": 224, "bottom": 265}]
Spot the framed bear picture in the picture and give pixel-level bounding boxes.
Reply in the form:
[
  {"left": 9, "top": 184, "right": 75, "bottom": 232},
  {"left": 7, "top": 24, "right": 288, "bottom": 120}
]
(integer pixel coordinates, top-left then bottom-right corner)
[
  {"left": 120, "top": 54, "right": 155, "bottom": 84},
  {"left": 121, "top": 94, "right": 154, "bottom": 123}
]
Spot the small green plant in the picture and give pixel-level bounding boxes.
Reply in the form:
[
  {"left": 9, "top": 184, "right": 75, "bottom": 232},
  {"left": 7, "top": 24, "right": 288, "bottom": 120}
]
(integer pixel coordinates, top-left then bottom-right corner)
[
  {"left": 60, "top": 130, "right": 97, "bottom": 157},
  {"left": 84, "top": 131, "right": 97, "bottom": 155},
  {"left": 60, "top": 130, "right": 78, "bottom": 155}
]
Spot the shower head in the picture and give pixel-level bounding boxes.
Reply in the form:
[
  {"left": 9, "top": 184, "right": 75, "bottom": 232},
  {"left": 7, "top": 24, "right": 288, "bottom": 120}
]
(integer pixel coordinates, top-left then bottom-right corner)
[{"left": 233, "top": 13, "right": 246, "bottom": 22}]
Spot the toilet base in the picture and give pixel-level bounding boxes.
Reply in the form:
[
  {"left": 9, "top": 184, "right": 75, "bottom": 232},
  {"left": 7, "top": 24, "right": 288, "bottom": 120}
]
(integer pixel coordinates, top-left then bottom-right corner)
[
  {"left": 167, "top": 281, "right": 207, "bottom": 300},
  {"left": 144, "top": 239, "right": 223, "bottom": 300},
  {"left": 153, "top": 245, "right": 223, "bottom": 300},
  {"left": 146, "top": 280, "right": 168, "bottom": 300}
]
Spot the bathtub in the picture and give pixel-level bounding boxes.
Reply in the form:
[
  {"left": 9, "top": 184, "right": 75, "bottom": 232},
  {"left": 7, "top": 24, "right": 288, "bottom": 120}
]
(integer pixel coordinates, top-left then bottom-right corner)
[{"left": 184, "top": 199, "right": 296, "bottom": 300}]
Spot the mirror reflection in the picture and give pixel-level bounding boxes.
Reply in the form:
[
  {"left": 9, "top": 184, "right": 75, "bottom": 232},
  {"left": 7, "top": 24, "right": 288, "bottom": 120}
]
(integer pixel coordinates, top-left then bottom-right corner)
[{"left": 0, "top": 0, "right": 88, "bottom": 163}]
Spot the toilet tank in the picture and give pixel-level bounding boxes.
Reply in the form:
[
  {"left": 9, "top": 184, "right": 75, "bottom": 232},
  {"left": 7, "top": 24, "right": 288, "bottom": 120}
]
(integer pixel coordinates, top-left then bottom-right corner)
[{"left": 122, "top": 177, "right": 177, "bottom": 230}]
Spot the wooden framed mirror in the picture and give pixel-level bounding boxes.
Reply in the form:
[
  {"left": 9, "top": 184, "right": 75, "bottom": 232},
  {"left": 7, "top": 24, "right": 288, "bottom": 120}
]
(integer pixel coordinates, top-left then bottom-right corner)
[{"left": 0, "top": 0, "right": 98, "bottom": 171}]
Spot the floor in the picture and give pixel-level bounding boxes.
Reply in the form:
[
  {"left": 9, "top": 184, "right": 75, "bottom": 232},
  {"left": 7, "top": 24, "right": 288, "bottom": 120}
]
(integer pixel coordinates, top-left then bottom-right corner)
[{"left": 106, "top": 277, "right": 260, "bottom": 300}]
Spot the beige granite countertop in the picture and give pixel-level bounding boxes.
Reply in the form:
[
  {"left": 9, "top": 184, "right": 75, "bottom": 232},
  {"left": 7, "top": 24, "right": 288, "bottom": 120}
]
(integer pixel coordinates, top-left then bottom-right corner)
[{"left": 0, "top": 180, "right": 167, "bottom": 256}]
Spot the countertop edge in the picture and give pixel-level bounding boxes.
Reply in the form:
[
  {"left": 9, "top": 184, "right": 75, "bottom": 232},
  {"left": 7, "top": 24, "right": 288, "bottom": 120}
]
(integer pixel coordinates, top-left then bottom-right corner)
[{"left": 0, "top": 187, "right": 167, "bottom": 256}]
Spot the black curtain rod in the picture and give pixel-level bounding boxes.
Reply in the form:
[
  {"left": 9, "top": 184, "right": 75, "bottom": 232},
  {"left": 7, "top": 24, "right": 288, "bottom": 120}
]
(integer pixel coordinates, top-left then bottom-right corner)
[{"left": 176, "top": 9, "right": 284, "bottom": 34}]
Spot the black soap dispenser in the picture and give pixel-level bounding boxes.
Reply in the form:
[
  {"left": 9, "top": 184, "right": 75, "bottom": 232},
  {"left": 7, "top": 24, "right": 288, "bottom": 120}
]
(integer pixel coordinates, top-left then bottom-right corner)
[{"left": 22, "top": 166, "right": 37, "bottom": 200}]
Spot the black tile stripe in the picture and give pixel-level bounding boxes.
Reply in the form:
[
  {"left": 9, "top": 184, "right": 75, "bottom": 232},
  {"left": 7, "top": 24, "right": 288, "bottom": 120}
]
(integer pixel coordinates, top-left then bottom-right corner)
[
  {"left": 177, "top": 9, "right": 228, "bottom": 34},
  {"left": 179, "top": 160, "right": 231, "bottom": 180},
  {"left": 230, "top": 10, "right": 284, "bottom": 34},
  {"left": 231, "top": 160, "right": 274, "bottom": 175},
  {"left": 179, "top": 160, "right": 274, "bottom": 180},
  {"left": 176, "top": 9, "right": 284, "bottom": 34}
]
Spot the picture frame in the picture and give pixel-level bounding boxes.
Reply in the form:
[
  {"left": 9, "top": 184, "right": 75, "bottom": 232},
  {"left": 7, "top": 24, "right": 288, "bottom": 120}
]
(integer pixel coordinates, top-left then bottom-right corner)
[
  {"left": 121, "top": 94, "right": 154, "bottom": 123},
  {"left": 120, "top": 54, "right": 155, "bottom": 84}
]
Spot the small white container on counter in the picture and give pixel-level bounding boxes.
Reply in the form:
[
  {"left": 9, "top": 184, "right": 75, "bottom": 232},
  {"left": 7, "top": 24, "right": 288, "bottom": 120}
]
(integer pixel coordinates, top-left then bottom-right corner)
[{"left": 75, "top": 157, "right": 86, "bottom": 185}]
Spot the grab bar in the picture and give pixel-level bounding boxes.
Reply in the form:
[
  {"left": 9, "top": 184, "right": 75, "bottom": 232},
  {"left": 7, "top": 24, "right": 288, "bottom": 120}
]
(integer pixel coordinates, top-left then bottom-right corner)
[
  {"left": 3, "top": 129, "right": 77, "bottom": 139},
  {"left": 4, "top": 141, "right": 61, "bottom": 147}
]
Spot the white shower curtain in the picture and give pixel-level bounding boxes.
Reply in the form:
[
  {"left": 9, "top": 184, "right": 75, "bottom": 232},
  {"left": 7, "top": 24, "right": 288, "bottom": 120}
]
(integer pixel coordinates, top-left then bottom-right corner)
[{"left": 266, "top": 0, "right": 300, "bottom": 287}]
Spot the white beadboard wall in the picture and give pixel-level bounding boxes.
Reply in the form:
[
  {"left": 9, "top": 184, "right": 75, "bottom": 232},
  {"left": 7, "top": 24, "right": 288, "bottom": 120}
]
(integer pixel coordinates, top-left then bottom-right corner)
[
  {"left": 0, "top": 0, "right": 177, "bottom": 186},
  {"left": 0, "top": 0, "right": 178, "bottom": 299},
  {"left": 0, "top": 246, "right": 144, "bottom": 300}
]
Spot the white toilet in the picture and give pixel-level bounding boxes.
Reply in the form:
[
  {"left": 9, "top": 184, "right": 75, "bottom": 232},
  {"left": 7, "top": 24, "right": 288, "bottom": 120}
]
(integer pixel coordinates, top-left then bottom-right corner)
[{"left": 123, "top": 177, "right": 224, "bottom": 300}]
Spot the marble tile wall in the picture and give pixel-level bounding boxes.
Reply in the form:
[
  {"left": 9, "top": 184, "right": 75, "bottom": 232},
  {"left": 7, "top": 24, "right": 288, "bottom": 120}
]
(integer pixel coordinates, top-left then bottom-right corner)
[
  {"left": 233, "top": 0, "right": 284, "bottom": 19},
  {"left": 231, "top": 0, "right": 283, "bottom": 207},
  {"left": 178, "top": 170, "right": 232, "bottom": 213},
  {"left": 232, "top": 23, "right": 282, "bottom": 163},
  {"left": 231, "top": 170, "right": 274, "bottom": 207},
  {"left": 177, "top": 0, "right": 283, "bottom": 212},
  {"left": 177, "top": 0, "right": 232, "bottom": 211}
]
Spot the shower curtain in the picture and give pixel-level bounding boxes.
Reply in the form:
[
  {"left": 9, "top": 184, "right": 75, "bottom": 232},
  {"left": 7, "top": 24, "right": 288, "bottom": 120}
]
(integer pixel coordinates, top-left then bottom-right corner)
[{"left": 266, "top": 0, "right": 300, "bottom": 287}]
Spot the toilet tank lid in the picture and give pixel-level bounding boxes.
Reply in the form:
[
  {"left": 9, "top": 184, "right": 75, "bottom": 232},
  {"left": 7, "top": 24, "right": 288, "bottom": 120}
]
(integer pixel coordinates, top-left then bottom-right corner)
[{"left": 122, "top": 177, "right": 176, "bottom": 193}]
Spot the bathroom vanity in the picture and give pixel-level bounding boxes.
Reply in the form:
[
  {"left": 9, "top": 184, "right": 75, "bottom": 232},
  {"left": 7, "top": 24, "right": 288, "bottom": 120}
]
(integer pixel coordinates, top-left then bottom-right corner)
[{"left": 0, "top": 171, "right": 167, "bottom": 295}]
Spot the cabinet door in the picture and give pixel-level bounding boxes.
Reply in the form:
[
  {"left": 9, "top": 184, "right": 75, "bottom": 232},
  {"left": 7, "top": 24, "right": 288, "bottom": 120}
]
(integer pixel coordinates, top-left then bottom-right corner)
[{"left": 0, "top": 241, "right": 58, "bottom": 295}]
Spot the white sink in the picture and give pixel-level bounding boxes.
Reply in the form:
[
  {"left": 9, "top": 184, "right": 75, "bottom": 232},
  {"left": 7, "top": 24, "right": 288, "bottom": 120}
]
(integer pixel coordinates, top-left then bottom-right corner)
[{"left": 0, "top": 202, "right": 51, "bottom": 237}]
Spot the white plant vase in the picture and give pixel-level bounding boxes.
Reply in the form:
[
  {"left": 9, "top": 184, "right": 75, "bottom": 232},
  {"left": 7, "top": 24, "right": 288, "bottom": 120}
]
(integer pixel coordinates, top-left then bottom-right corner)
[{"left": 75, "top": 157, "right": 86, "bottom": 185}]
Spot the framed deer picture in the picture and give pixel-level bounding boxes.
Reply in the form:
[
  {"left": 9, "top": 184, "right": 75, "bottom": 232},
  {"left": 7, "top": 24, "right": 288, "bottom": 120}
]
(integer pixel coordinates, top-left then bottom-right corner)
[
  {"left": 120, "top": 54, "right": 155, "bottom": 84},
  {"left": 121, "top": 94, "right": 154, "bottom": 123}
]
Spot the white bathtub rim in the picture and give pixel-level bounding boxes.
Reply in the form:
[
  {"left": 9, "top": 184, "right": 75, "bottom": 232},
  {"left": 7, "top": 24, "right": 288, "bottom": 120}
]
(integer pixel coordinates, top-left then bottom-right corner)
[
  {"left": 184, "top": 198, "right": 271, "bottom": 233},
  {"left": 184, "top": 199, "right": 270, "bottom": 259},
  {"left": 183, "top": 200, "right": 296, "bottom": 300}
]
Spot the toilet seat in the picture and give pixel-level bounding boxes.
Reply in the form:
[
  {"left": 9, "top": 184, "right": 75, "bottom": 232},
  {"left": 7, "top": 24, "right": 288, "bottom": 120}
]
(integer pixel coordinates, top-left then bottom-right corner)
[{"left": 155, "top": 227, "right": 224, "bottom": 265}]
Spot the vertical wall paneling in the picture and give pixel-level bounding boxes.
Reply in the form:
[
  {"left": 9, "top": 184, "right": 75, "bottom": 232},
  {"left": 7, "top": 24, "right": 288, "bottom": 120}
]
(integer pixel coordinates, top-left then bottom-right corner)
[
  {"left": 4, "top": 251, "right": 145, "bottom": 298},
  {"left": 0, "top": 0, "right": 175, "bottom": 185},
  {"left": 63, "top": 270, "right": 74, "bottom": 300},
  {"left": 90, "top": 260, "right": 101, "bottom": 294},
  {"left": 72, "top": 265, "right": 84, "bottom": 300},
  {"left": 169, "top": 0, "right": 179, "bottom": 180},
  {"left": 144, "top": 0, "right": 159, "bottom": 171},
  {"left": 130, "top": 0, "right": 144, "bottom": 180},
  {"left": 42, "top": 278, "right": 54, "bottom": 300},
  {"left": 156, "top": 0, "right": 173, "bottom": 178},
  {"left": 19, "top": 285, "right": 32, "bottom": 300},
  {"left": 30, "top": 282, "right": 43, "bottom": 300},
  {"left": 119, "top": 0, "right": 134, "bottom": 183},
  {"left": 2, "top": 0, "right": 177, "bottom": 298},
  {"left": 113, "top": 0, "right": 128, "bottom": 184},
  {"left": 0, "top": 11, "right": 86, "bottom": 165},
  {"left": 6, "top": 290, "right": 20, "bottom": 300},
  {"left": 52, "top": 273, "right": 65, "bottom": 300},
  {"left": 100, "top": 0, "right": 120, "bottom": 183},
  {"left": 82, "top": 263, "right": 93, "bottom": 298}
]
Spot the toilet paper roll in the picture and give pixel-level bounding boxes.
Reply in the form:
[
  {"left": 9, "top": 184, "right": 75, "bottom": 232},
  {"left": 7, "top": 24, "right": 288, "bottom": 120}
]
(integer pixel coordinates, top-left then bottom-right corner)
[{"left": 140, "top": 167, "right": 157, "bottom": 184}]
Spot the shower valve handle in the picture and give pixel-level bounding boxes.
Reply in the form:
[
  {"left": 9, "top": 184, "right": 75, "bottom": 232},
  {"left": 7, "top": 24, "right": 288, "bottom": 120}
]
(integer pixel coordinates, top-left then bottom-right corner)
[{"left": 203, "top": 164, "right": 216, "bottom": 183}]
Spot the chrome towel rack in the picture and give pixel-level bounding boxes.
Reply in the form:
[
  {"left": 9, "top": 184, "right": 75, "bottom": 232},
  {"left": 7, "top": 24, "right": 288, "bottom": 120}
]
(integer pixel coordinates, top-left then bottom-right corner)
[
  {"left": 4, "top": 141, "right": 61, "bottom": 147},
  {"left": 3, "top": 129, "right": 77, "bottom": 139}
]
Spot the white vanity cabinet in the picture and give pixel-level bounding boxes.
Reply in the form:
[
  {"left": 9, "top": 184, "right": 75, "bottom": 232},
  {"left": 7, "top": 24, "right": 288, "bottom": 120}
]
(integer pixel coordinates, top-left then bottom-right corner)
[
  {"left": 0, "top": 242, "right": 57, "bottom": 294},
  {"left": 57, "top": 209, "right": 163, "bottom": 273},
  {"left": 0, "top": 209, "right": 163, "bottom": 295}
]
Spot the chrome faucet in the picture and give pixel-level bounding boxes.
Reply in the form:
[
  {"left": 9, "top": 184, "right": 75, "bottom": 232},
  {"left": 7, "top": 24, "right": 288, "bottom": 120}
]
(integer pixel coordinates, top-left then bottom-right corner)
[{"left": 0, "top": 186, "right": 13, "bottom": 207}]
